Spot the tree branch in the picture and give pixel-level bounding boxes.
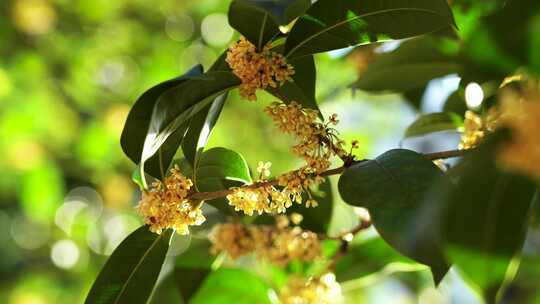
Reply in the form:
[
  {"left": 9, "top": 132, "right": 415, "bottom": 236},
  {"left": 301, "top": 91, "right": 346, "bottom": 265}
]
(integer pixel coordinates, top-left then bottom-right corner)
[{"left": 188, "top": 149, "right": 469, "bottom": 202}]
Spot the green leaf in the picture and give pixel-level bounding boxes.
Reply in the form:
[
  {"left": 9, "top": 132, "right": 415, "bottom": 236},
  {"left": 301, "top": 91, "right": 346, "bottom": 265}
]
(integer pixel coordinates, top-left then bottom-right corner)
[
  {"left": 85, "top": 226, "right": 173, "bottom": 304},
  {"left": 174, "top": 238, "right": 216, "bottom": 303},
  {"left": 351, "top": 37, "right": 460, "bottom": 92},
  {"left": 443, "top": 88, "right": 467, "bottom": 116},
  {"left": 284, "top": 0, "right": 456, "bottom": 58},
  {"left": 338, "top": 149, "right": 452, "bottom": 284},
  {"left": 441, "top": 131, "right": 536, "bottom": 300},
  {"left": 228, "top": 0, "right": 280, "bottom": 50},
  {"left": 181, "top": 93, "right": 227, "bottom": 168},
  {"left": 191, "top": 268, "right": 273, "bottom": 304},
  {"left": 120, "top": 65, "right": 204, "bottom": 178},
  {"left": 404, "top": 112, "right": 462, "bottom": 138},
  {"left": 196, "top": 147, "right": 252, "bottom": 186},
  {"left": 140, "top": 71, "right": 240, "bottom": 178},
  {"left": 335, "top": 236, "right": 422, "bottom": 282},
  {"left": 195, "top": 147, "right": 252, "bottom": 213},
  {"left": 267, "top": 54, "right": 320, "bottom": 113},
  {"left": 240, "top": 0, "right": 311, "bottom": 25},
  {"left": 402, "top": 86, "right": 427, "bottom": 110},
  {"left": 287, "top": 176, "right": 333, "bottom": 233}
]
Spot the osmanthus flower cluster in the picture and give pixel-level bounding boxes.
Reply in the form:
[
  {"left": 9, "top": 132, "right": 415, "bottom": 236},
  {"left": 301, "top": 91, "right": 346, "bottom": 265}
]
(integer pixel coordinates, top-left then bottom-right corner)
[
  {"left": 136, "top": 166, "right": 204, "bottom": 235},
  {"left": 209, "top": 215, "right": 321, "bottom": 266},
  {"left": 226, "top": 37, "right": 295, "bottom": 101},
  {"left": 459, "top": 108, "right": 500, "bottom": 150},
  {"left": 226, "top": 101, "right": 353, "bottom": 215},
  {"left": 278, "top": 273, "right": 343, "bottom": 304},
  {"left": 497, "top": 88, "right": 540, "bottom": 180}
]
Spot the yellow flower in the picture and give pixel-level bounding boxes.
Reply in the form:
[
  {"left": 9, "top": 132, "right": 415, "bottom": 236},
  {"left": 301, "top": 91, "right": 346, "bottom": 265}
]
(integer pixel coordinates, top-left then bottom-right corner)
[
  {"left": 279, "top": 273, "right": 343, "bottom": 304},
  {"left": 209, "top": 218, "right": 322, "bottom": 266},
  {"left": 497, "top": 89, "right": 540, "bottom": 180},
  {"left": 459, "top": 109, "right": 500, "bottom": 150},
  {"left": 226, "top": 37, "right": 294, "bottom": 101},
  {"left": 136, "top": 166, "right": 205, "bottom": 235},
  {"left": 257, "top": 161, "right": 272, "bottom": 178}
]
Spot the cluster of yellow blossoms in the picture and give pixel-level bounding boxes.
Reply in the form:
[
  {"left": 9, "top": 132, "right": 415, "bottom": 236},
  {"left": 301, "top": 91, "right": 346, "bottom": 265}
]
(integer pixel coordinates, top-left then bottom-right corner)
[
  {"left": 136, "top": 166, "right": 205, "bottom": 235},
  {"left": 279, "top": 273, "right": 343, "bottom": 304},
  {"left": 497, "top": 89, "right": 540, "bottom": 180},
  {"left": 265, "top": 101, "right": 347, "bottom": 171},
  {"left": 459, "top": 109, "right": 500, "bottom": 150},
  {"left": 209, "top": 215, "right": 321, "bottom": 266},
  {"left": 226, "top": 101, "right": 350, "bottom": 215},
  {"left": 226, "top": 37, "right": 295, "bottom": 101}
]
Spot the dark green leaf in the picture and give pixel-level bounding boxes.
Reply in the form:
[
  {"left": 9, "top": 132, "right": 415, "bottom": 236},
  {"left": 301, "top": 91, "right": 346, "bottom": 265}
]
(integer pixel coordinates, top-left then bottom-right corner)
[
  {"left": 85, "top": 226, "right": 173, "bottom": 304},
  {"left": 351, "top": 37, "right": 460, "bottom": 92},
  {"left": 288, "top": 177, "right": 333, "bottom": 233},
  {"left": 284, "top": 0, "right": 456, "bottom": 58},
  {"left": 195, "top": 147, "right": 252, "bottom": 214},
  {"left": 240, "top": 0, "right": 311, "bottom": 25},
  {"left": 120, "top": 65, "right": 203, "bottom": 178},
  {"left": 402, "top": 86, "right": 427, "bottom": 110},
  {"left": 191, "top": 268, "right": 273, "bottom": 304},
  {"left": 443, "top": 88, "right": 467, "bottom": 116},
  {"left": 174, "top": 239, "right": 216, "bottom": 303},
  {"left": 267, "top": 54, "right": 320, "bottom": 113},
  {"left": 404, "top": 112, "right": 462, "bottom": 138},
  {"left": 228, "top": 0, "right": 280, "bottom": 49},
  {"left": 460, "top": 0, "right": 540, "bottom": 79},
  {"left": 181, "top": 93, "right": 227, "bottom": 168},
  {"left": 338, "top": 149, "right": 453, "bottom": 284},
  {"left": 442, "top": 131, "right": 536, "bottom": 300},
  {"left": 148, "top": 274, "right": 182, "bottom": 304},
  {"left": 140, "top": 72, "right": 240, "bottom": 178},
  {"left": 209, "top": 51, "right": 231, "bottom": 72}
]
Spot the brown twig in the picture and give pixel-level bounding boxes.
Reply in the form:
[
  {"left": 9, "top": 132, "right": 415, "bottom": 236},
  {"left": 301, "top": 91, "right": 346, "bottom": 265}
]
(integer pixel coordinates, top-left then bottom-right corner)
[
  {"left": 322, "top": 218, "right": 373, "bottom": 272},
  {"left": 424, "top": 149, "right": 468, "bottom": 160},
  {"left": 188, "top": 149, "right": 469, "bottom": 202}
]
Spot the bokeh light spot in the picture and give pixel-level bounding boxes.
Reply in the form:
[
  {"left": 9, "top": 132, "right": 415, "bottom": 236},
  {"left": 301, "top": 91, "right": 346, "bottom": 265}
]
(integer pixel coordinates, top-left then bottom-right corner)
[
  {"left": 12, "top": 0, "right": 57, "bottom": 35},
  {"left": 10, "top": 215, "right": 50, "bottom": 250},
  {"left": 165, "top": 14, "right": 194, "bottom": 42},
  {"left": 51, "top": 239, "right": 80, "bottom": 269},
  {"left": 201, "top": 13, "right": 234, "bottom": 46},
  {"left": 465, "top": 82, "right": 484, "bottom": 108}
]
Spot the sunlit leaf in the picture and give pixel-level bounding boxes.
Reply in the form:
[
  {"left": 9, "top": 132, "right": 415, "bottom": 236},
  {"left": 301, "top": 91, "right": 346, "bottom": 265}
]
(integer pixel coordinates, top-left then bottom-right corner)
[
  {"left": 284, "top": 0, "right": 456, "bottom": 58},
  {"left": 190, "top": 268, "right": 273, "bottom": 304},
  {"left": 195, "top": 147, "right": 252, "bottom": 213},
  {"left": 85, "top": 226, "right": 173, "bottom": 304}
]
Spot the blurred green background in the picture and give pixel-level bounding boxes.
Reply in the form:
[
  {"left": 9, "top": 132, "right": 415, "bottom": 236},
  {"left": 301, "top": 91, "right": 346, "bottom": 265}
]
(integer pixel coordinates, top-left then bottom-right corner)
[{"left": 3, "top": 0, "right": 539, "bottom": 303}]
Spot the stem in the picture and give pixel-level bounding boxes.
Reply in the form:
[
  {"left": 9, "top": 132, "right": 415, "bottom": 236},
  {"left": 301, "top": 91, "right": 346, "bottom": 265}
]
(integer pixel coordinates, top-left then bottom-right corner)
[
  {"left": 424, "top": 149, "right": 468, "bottom": 160},
  {"left": 188, "top": 149, "right": 469, "bottom": 202},
  {"left": 324, "top": 218, "right": 372, "bottom": 272}
]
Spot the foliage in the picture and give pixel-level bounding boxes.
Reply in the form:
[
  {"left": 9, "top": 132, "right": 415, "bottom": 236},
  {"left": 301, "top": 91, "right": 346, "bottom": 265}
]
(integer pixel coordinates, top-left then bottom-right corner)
[
  {"left": 3, "top": 0, "right": 540, "bottom": 303},
  {"left": 89, "top": 0, "right": 540, "bottom": 303}
]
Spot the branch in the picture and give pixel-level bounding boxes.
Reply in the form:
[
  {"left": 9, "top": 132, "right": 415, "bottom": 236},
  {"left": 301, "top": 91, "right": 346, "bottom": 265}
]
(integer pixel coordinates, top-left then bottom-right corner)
[
  {"left": 188, "top": 149, "right": 470, "bottom": 202},
  {"left": 424, "top": 149, "right": 468, "bottom": 160}
]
